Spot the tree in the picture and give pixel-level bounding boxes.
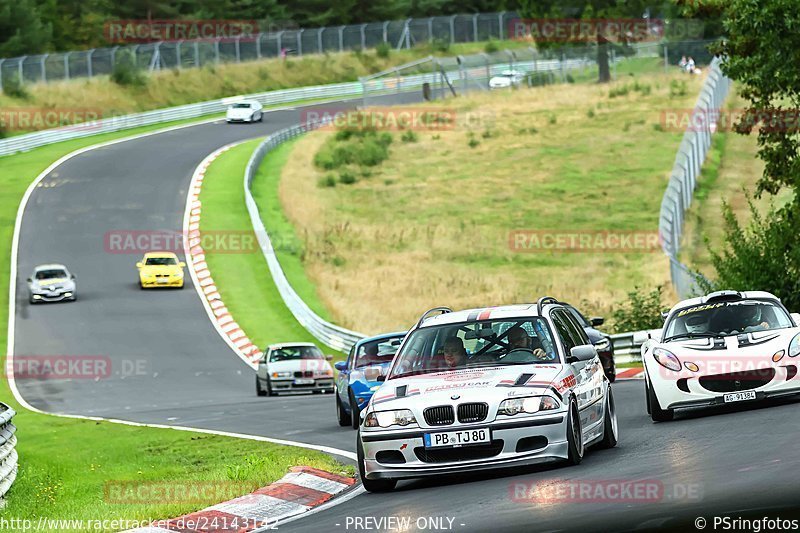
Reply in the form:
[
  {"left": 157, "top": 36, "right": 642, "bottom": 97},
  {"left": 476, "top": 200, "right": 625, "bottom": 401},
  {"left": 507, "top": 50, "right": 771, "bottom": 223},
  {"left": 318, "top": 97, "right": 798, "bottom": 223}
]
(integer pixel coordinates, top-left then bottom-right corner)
[{"left": 0, "top": 0, "right": 54, "bottom": 56}]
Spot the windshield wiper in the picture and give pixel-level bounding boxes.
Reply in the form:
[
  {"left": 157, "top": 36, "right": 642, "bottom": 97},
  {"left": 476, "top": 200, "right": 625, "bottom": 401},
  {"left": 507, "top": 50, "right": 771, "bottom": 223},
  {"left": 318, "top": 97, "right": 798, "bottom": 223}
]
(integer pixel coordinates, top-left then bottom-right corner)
[{"left": 664, "top": 332, "right": 720, "bottom": 342}]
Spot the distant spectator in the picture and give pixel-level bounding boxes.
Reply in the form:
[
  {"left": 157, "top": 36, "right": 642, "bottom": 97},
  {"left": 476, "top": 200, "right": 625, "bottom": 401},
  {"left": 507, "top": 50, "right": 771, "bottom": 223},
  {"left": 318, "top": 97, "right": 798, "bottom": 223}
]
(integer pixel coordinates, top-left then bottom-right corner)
[{"left": 678, "top": 55, "right": 688, "bottom": 71}]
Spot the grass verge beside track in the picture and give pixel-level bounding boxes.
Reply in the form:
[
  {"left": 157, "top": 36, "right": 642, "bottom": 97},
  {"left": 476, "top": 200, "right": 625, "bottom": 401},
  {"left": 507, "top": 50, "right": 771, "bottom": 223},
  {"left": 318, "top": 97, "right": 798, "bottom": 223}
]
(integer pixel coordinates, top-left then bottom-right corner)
[
  {"left": 197, "top": 139, "right": 345, "bottom": 357},
  {"left": 0, "top": 121, "right": 351, "bottom": 528}
]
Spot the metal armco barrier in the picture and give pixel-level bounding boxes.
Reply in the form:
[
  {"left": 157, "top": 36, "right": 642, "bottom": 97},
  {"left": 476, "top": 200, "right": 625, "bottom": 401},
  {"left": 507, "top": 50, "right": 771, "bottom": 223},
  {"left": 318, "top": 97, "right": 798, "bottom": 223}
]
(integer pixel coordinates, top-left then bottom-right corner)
[
  {"left": 659, "top": 57, "right": 732, "bottom": 298},
  {"left": 0, "top": 403, "right": 18, "bottom": 504},
  {"left": 610, "top": 329, "right": 662, "bottom": 363}
]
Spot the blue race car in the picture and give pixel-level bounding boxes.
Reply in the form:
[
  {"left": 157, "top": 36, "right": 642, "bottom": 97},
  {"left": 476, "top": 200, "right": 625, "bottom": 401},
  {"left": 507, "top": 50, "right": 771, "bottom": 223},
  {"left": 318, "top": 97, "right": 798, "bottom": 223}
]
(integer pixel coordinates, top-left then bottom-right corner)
[{"left": 335, "top": 331, "right": 407, "bottom": 429}]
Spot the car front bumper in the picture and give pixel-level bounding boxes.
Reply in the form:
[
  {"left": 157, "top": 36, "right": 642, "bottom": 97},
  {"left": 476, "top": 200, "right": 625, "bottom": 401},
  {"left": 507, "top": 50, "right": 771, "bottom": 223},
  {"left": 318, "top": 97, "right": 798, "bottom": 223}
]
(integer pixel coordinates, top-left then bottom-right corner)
[
  {"left": 270, "top": 377, "right": 334, "bottom": 393},
  {"left": 140, "top": 277, "right": 184, "bottom": 288},
  {"left": 360, "top": 413, "right": 568, "bottom": 480},
  {"left": 30, "top": 290, "right": 75, "bottom": 302}
]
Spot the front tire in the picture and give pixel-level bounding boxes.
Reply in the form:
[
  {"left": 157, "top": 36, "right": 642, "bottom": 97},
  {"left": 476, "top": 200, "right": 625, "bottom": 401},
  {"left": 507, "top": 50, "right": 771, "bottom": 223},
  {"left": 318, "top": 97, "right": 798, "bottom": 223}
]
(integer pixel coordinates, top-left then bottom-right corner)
[
  {"left": 266, "top": 378, "right": 275, "bottom": 396},
  {"left": 357, "top": 432, "right": 396, "bottom": 492},
  {"left": 336, "top": 393, "right": 351, "bottom": 427},
  {"left": 256, "top": 376, "right": 267, "bottom": 397},
  {"left": 565, "top": 398, "right": 584, "bottom": 465},
  {"left": 647, "top": 379, "right": 674, "bottom": 422},
  {"left": 599, "top": 387, "right": 619, "bottom": 448}
]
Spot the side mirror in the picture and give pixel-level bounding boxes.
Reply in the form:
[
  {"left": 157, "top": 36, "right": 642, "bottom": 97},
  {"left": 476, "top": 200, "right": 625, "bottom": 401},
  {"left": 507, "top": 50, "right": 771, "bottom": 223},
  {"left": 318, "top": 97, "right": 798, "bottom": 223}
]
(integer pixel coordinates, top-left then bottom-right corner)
[
  {"left": 568, "top": 345, "right": 597, "bottom": 364},
  {"left": 376, "top": 375, "right": 386, "bottom": 382},
  {"left": 334, "top": 361, "right": 347, "bottom": 372},
  {"left": 136, "top": 262, "right": 143, "bottom": 269},
  {"left": 791, "top": 313, "right": 800, "bottom": 326},
  {"left": 325, "top": 354, "right": 333, "bottom": 361},
  {"left": 660, "top": 310, "right": 670, "bottom": 319},
  {"left": 26, "top": 278, "right": 32, "bottom": 283},
  {"left": 178, "top": 262, "right": 186, "bottom": 268},
  {"left": 590, "top": 317, "right": 604, "bottom": 327}
]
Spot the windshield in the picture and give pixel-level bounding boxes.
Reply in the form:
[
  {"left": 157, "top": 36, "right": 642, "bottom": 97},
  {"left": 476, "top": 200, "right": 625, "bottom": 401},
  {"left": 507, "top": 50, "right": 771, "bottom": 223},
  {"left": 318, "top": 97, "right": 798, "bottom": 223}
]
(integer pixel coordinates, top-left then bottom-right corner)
[
  {"left": 388, "top": 318, "right": 559, "bottom": 379},
  {"left": 269, "top": 346, "right": 323, "bottom": 362},
  {"left": 145, "top": 257, "right": 177, "bottom": 266},
  {"left": 354, "top": 336, "right": 404, "bottom": 368},
  {"left": 35, "top": 269, "right": 67, "bottom": 280},
  {"left": 664, "top": 300, "right": 793, "bottom": 340},
  {"left": 231, "top": 103, "right": 252, "bottom": 109}
]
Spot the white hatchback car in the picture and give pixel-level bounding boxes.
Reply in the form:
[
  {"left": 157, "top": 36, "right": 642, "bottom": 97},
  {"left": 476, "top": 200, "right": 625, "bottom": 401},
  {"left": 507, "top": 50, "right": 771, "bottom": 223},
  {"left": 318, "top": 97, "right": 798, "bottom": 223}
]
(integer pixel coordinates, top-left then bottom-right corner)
[
  {"left": 256, "top": 343, "right": 334, "bottom": 396},
  {"left": 489, "top": 70, "right": 525, "bottom": 89},
  {"left": 356, "top": 298, "right": 618, "bottom": 492},
  {"left": 643, "top": 290, "right": 800, "bottom": 422},
  {"left": 226, "top": 100, "right": 263, "bottom": 123}
]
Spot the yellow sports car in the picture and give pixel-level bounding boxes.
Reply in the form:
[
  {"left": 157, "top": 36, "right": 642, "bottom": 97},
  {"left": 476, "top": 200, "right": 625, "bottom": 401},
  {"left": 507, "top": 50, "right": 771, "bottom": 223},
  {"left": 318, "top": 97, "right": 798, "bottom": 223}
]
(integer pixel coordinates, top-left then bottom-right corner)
[{"left": 136, "top": 252, "right": 186, "bottom": 289}]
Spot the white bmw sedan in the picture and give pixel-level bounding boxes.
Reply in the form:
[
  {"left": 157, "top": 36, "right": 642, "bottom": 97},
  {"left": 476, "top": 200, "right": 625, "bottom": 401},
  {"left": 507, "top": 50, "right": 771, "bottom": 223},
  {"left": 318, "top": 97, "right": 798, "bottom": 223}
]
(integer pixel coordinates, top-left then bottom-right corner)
[
  {"left": 356, "top": 298, "right": 618, "bottom": 492},
  {"left": 226, "top": 100, "right": 263, "bottom": 123}
]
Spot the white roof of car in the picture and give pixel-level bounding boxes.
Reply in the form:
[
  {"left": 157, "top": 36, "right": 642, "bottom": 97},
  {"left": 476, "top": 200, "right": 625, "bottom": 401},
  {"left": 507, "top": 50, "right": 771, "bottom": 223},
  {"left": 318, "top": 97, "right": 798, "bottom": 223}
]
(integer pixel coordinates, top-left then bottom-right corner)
[
  {"left": 33, "top": 264, "right": 68, "bottom": 272},
  {"left": 420, "top": 303, "right": 557, "bottom": 328},
  {"left": 668, "top": 291, "right": 780, "bottom": 315},
  {"left": 268, "top": 342, "right": 317, "bottom": 350}
]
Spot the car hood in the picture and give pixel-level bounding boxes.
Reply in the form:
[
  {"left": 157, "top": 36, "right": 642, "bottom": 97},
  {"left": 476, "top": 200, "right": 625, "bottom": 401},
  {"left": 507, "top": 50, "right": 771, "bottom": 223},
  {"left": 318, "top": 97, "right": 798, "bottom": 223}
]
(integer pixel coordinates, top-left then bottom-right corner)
[
  {"left": 267, "top": 359, "right": 332, "bottom": 373},
  {"left": 140, "top": 265, "right": 182, "bottom": 275},
  {"left": 489, "top": 77, "right": 512, "bottom": 86},
  {"left": 373, "top": 364, "right": 569, "bottom": 407},
  {"left": 227, "top": 108, "right": 254, "bottom": 118},
  {"left": 351, "top": 363, "right": 391, "bottom": 384},
  {"left": 30, "top": 278, "right": 74, "bottom": 290}
]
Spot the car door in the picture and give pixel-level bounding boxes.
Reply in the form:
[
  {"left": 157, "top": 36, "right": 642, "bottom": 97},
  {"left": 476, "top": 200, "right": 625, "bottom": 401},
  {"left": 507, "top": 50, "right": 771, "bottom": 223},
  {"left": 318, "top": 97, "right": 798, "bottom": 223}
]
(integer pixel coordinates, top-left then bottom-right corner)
[
  {"left": 557, "top": 310, "right": 605, "bottom": 432},
  {"left": 337, "top": 345, "right": 355, "bottom": 406}
]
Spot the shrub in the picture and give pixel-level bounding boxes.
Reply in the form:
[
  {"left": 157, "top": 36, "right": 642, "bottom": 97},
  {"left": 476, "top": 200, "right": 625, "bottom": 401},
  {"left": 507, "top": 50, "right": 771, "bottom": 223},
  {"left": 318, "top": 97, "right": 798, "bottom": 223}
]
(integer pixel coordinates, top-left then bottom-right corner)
[
  {"left": 611, "top": 286, "right": 665, "bottom": 333},
  {"left": 468, "top": 137, "right": 480, "bottom": 148},
  {"left": 608, "top": 84, "right": 630, "bottom": 98},
  {"left": 669, "top": 79, "right": 688, "bottom": 98},
  {"left": 587, "top": 109, "right": 595, "bottom": 119},
  {"left": 2, "top": 74, "right": 29, "bottom": 99},
  {"left": 548, "top": 114, "right": 557, "bottom": 125},
  {"left": 401, "top": 130, "right": 418, "bottom": 143},
  {"left": 317, "top": 174, "right": 337, "bottom": 188},
  {"left": 338, "top": 170, "right": 357, "bottom": 184},
  {"left": 429, "top": 38, "right": 450, "bottom": 53},
  {"left": 566, "top": 73, "right": 575, "bottom": 84},
  {"left": 375, "top": 42, "right": 391, "bottom": 59},
  {"left": 111, "top": 51, "right": 146, "bottom": 87},
  {"left": 484, "top": 40, "right": 499, "bottom": 54},
  {"left": 528, "top": 72, "right": 554, "bottom": 87}
]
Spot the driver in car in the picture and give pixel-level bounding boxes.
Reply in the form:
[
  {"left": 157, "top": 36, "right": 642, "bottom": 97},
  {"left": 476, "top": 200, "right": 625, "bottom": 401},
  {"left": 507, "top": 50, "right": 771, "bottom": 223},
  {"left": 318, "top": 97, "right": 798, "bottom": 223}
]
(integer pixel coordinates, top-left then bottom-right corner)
[
  {"left": 442, "top": 337, "right": 468, "bottom": 369},
  {"left": 508, "top": 327, "right": 551, "bottom": 361}
]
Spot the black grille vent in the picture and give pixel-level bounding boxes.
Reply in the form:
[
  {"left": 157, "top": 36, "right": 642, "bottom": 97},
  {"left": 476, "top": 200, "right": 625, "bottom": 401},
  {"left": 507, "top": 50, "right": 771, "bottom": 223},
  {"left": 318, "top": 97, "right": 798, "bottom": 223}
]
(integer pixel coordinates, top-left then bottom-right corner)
[
  {"left": 699, "top": 368, "right": 775, "bottom": 393},
  {"left": 415, "top": 441, "right": 504, "bottom": 463},
  {"left": 424, "top": 405, "right": 455, "bottom": 426},
  {"left": 294, "top": 371, "right": 313, "bottom": 378},
  {"left": 457, "top": 402, "right": 488, "bottom": 423}
]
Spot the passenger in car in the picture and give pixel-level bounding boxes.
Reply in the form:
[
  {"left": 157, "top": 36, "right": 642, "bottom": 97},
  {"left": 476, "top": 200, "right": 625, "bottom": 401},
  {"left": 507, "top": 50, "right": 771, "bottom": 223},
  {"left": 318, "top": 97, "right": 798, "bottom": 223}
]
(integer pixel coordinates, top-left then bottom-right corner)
[{"left": 442, "top": 337, "right": 468, "bottom": 369}]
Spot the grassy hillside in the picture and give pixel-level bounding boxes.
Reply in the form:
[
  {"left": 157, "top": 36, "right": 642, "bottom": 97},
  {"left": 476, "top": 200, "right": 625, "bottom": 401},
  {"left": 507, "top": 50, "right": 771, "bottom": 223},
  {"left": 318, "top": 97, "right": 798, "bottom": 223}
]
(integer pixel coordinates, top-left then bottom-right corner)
[{"left": 276, "top": 66, "right": 703, "bottom": 334}]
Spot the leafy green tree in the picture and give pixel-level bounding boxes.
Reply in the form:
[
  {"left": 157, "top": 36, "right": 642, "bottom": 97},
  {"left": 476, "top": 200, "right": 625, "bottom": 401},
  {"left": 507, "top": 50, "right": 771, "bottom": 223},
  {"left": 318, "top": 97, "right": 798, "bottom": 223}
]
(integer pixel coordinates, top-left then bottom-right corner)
[{"left": 0, "top": 0, "right": 54, "bottom": 55}]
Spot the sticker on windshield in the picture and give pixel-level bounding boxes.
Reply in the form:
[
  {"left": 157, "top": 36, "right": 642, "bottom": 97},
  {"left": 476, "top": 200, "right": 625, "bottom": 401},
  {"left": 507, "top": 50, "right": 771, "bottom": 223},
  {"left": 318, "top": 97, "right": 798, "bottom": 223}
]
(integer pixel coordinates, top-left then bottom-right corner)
[{"left": 676, "top": 303, "right": 724, "bottom": 317}]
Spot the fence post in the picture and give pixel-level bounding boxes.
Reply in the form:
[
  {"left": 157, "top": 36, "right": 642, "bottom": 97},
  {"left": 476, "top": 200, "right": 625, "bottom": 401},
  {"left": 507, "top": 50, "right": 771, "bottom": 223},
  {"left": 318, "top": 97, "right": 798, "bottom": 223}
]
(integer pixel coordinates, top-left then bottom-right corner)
[
  {"left": 256, "top": 33, "right": 262, "bottom": 58},
  {"left": 473, "top": 14, "right": 479, "bottom": 42},
  {"left": 482, "top": 53, "right": 490, "bottom": 86},
  {"left": 64, "top": 52, "right": 70, "bottom": 80},
  {"left": 40, "top": 54, "right": 47, "bottom": 83},
  {"left": 132, "top": 45, "right": 140, "bottom": 67},
  {"left": 529, "top": 46, "right": 537, "bottom": 74},
  {"left": 498, "top": 12, "right": 505, "bottom": 40},
  {"left": 176, "top": 41, "right": 183, "bottom": 69},
  {"left": 611, "top": 47, "right": 617, "bottom": 80},
  {"left": 428, "top": 17, "right": 434, "bottom": 41},
  {"left": 338, "top": 26, "right": 345, "bottom": 52},
  {"left": 277, "top": 31, "right": 284, "bottom": 56},
  {"left": 297, "top": 29, "right": 304, "bottom": 55},
  {"left": 214, "top": 39, "right": 220, "bottom": 64},
  {"left": 450, "top": 15, "right": 457, "bottom": 44},
  {"left": 18, "top": 56, "right": 26, "bottom": 83},
  {"left": 235, "top": 37, "right": 241, "bottom": 62},
  {"left": 87, "top": 49, "right": 94, "bottom": 77},
  {"left": 360, "top": 24, "right": 367, "bottom": 49},
  {"left": 457, "top": 55, "right": 466, "bottom": 94},
  {"left": 0, "top": 59, "right": 4, "bottom": 89},
  {"left": 663, "top": 44, "right": 668, "bottom": 74},
  {"left": 317, "top": 28, "right": 324, "bottom": 53},
  {"left": 110, "top": 46, "right": 118, "bottom": 72},
  {"left": 193, "top": 41, "right": 200, "bottom": 67},
  {"left": 383, "top": 21, "right": 390, "bottom": 44}
]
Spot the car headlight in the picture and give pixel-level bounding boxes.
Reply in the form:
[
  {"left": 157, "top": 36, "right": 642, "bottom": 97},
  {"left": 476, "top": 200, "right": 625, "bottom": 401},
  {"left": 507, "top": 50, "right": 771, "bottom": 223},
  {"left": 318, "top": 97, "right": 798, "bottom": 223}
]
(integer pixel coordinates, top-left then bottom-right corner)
[
  {"left": 498, "top": 395, "right": 560, "bottom": 416},
  {"left": 271, "top": 371, "right": 291, "bottom": 378},
  {"left": 314, "top": 369, "right": 333, "bottom": 378},
  {"left": 594, "top": 338, "right": 611, "bottom": 351},
  {"left": 364, "top": 409, "right": 417, "bottom": 428},
  {"left": 653, "top": 347, "right": 681, "bottom": 372},
  {"left": 789, "top": 333, "right": 800, "bottom": 358}
]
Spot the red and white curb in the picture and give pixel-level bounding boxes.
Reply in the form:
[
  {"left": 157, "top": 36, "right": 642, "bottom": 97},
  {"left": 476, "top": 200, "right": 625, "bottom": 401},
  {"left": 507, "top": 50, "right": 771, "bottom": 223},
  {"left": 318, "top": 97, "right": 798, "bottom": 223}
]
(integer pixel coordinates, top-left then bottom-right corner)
[
  {"left": 126, "top": 467, "right": 356, "bottom": 532},
  {"left": 183, "top": 144, "right": 263, "bottom": 369},
  {"left": 617, "top": 367, "right": 644, "bottom": 380}
]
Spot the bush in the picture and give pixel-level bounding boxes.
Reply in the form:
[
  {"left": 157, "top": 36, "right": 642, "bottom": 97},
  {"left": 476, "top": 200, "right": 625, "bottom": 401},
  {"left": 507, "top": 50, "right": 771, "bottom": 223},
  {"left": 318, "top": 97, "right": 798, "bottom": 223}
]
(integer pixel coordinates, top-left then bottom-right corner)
[
  {"left": 548, "top": 114, "right": 557, "bottom": 125},
  {"left": 375, "top": 42, "right": 391, "bottom": 59},
  {"left": 2, "top": 74, "right": 29, "bottom": 99},
  {"left": 587, "top": 109, "right": 595, "bottom": 119},
  {"left": 608, "top": 84, "right": 630, "bottom": 98},
  {"left": 401, "top": 130, "right": 418, "bottom": 143},
  {"left": 429, "top": 38, "right": 450, "bottom": 53},
  {"left": 111, "top": 51, "right": 146, "bottom": 87},
  {"left": 611, "top": 286, "right": 666, "bottom": 333},
  {"left": 669, "top": 79, "right": 688, "bottom": 98},
  {"left": 468, "top": 137, "right": 480, "bottom": 148},
  {"left": 700, "top": 198, "right": 800, "bottom": 310},
  {"left": 566, "top": 73, "right": 575, "bottom": 84},
  {"left": 484, "top": 41, "right": 499, "bottom": 54},
  {"left": 528, "top": 71, "right": 555, "bottom": 87},
  {"left": 338, "top": 170, "right": 357, "bottom": 184},
  {"left": 317, "top": 174, "right": 337, "bottom": 188}
]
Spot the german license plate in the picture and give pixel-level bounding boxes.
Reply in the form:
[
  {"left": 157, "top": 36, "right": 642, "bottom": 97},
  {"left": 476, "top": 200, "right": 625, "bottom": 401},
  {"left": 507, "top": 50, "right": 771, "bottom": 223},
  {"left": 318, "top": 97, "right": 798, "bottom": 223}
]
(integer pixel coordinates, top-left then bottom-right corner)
[
  {"left": 723, "top": 391, "right": 756, "bottom": 403},
  {"left": 294, "top": 378, "right": 314, "bottom": 385},
  {"left": 157, "top": 278, "right": 169, "bottom": 284},
  {"left": 424, "top": 428, "right": 490, "bottom": 448}
]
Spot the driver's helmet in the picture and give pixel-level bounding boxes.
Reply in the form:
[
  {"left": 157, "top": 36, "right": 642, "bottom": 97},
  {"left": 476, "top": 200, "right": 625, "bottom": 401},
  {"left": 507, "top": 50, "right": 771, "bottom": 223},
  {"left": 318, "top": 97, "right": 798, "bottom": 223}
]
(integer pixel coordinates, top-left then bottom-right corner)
[
  {"left": 685, "top": 315, "right": 707, "bottom": 334},
  {"left": 740, "top": 304, "right": 762, "bottom": 325}
]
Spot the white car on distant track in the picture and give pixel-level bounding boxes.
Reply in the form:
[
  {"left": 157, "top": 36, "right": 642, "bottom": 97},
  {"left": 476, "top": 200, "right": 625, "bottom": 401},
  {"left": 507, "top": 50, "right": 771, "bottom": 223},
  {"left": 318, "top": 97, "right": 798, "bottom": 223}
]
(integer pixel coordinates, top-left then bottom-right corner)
[
  {"left": 27, "top": 264, "right": 76, "bottom": 303},
  {"left": 226, "top": 100, "right": 263, "bottom": 123},
  {"left": 356, "top": 298, "right": 618, "bottom": 492},
  {"left": 489, "top": 70, "right": 525, "bottom": 89},
  {"left": 256, "top": 342, "right": 335, "bottom": 396},
  {"left": 643, "top": 290, "right": 800, "bottom": 422}
]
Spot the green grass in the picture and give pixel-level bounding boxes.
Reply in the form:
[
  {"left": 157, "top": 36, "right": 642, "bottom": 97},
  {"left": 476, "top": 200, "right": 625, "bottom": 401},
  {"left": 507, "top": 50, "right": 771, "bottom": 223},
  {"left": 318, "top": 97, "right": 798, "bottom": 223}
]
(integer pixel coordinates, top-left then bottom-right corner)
[
  {"left": 198, "top": 139, "right": 344, "bottom": 358},
  {"left": 0, "top": 121, "right": 351, "bottom": 529}
]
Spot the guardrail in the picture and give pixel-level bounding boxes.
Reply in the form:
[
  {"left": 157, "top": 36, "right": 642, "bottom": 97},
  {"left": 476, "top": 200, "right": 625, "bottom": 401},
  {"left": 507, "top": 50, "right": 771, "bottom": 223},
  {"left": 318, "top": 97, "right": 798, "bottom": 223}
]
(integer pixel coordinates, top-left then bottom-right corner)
[
  {"left": 610, "top": 329, "right": 662, "bottom": 363},
  {"left": 659, "top": 57, "right": 732, "bottom": 298},
  {"left": 0, "top": 403, "right": 18, "bottom": 505}
]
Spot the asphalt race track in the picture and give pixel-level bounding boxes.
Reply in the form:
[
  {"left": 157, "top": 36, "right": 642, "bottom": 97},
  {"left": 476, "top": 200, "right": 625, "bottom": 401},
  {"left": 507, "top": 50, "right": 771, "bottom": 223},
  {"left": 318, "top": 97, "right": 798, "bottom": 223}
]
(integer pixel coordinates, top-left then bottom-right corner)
[{"left": 12, "top": 99, "right": 800, "bottom": 531}]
